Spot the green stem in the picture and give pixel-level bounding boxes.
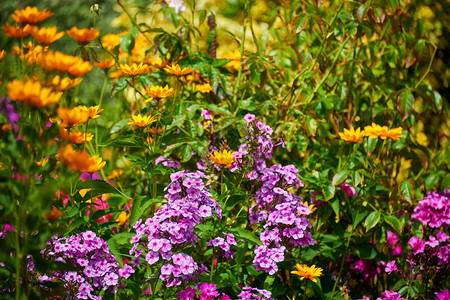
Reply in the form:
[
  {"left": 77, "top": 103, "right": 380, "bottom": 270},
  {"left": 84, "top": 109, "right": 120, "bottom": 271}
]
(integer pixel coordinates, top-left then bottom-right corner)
[
  {"left": 232, "top": 16, "right": 247, "bottom": 110},
  {"left": 413, "top": 43, "right": 437, "bottom": 90},
  {"left": 330, "top": 235, "right": 351, "bottom": 298}
]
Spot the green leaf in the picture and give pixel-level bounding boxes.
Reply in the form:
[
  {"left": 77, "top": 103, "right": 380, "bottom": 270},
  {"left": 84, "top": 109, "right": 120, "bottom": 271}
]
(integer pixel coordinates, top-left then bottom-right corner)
[
  {"left": 110, "top": 119, "right": 130, "bottom": 134},
  {"left": 332, "top": 170, "right": 349, "bottom": 186},
  {"left": 384, "top": 215, "right": 402, "bottom": 234},
  {"left": 107, "top": 237, "right": 123, "bottom": 267},
  {"left": 322, "top": 185, "right": 335, "bottom": 201},
  {"left": 227, "top": 227, "right": 262, "bottom": 246},
  {"left": 129, "top": 196, "right": 160, "bottom": 227},
  {"left": 199, "top": 10, "right": 207, "bottom": 24},
  {"left": 400, "top": 180, "right": 414, "bottom": 204},
  {"left": 373, "top": 8, "right": 385, "bottom": 24},
  {"left": 263, "top": 276, "right": 275, "bottom": 290},
  {"left": 120, "top": 33, "right": 135, "bottom": 55},
  {"left": 181, "top": 144, "right": 193, "bottom": 162},
  {"left": 364, "top": 211, "right": 381, "bottom": 232},
  {"left": 352, "top": 209, "right": 368, "bottom": 228},
  {"left": 76, "top": 180, "right": 122, "bottom": 196},
  {"left": 291, "top": 14, "right": 308, "bottom": 35},
  {"left": 364, "top": 138, "right": 377, "bottom": 155},
  {"left": 330, "top": 199, "right": 339, "bottom": 217},
  {"left": 397, "top": 90, "right": 415, "bottom": 121},
  {"left": 235, "top": 242, "right": 247, "bottom": 264},
  {"left": 305, "top": 116, "right": 317, "bottom": 136},
  {"left": 357, "top": 4, "right": 369, "bottom": 23}
]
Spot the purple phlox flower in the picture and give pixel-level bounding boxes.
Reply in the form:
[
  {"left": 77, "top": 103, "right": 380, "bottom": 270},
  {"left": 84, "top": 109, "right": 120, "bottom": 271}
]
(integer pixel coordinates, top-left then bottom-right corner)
[
  {"left": 340, "top": 183, "right": 357, "bottom": 197},
  {"left": 177, "top": 286, "right": 197, "bottom": 300},
  {"left": 376, "top": 290, "right": 405, "bottom": 300},
  {"left": 199, "top": 283, "right": 219, "bottom": 300},
  {"left": 0, "top": 97, "right": 19, "bottom": 131},
  {"left": 435, "top": 289, "right": 450, "bottom": 300},
  {"left": 244, "top": 113, "right": 255, "bottom": 123},
  {"left": 384, "top": 260, "right": 397, "bottom": 274},
  {"left": 436, "top": 230, "right": 449, "bottom": 242},
  {"left": 408, "top": 236, "right": 425, "bottom": 255},
  {"left": 237, "top": 286, "right": 273, "bottom": 300},
  {"left": 411, "top": 191, "right": 450, "bottom": 228}
]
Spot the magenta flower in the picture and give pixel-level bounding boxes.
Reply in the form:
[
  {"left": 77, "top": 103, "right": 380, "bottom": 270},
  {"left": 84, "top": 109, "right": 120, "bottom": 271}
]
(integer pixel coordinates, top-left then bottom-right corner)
[
  {"left": 384, "top": 260, "right": 397, "bottom": 274},
  {"left": 243, "top": 113, "right": 255, "bottom": 123},
  {"left": 408, "top": 236, "right": 425, "bottom": 255}
]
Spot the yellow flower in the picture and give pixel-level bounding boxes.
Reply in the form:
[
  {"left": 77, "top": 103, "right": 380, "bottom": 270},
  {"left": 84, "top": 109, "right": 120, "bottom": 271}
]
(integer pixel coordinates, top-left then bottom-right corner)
[
  {"left": 119, "top": 63, "right": 149, "bottom": 76},
  {"left": 7, "top": 79, "right": 62, "bottom": 108},
  {"left": 107, "top": 169, "right": 123, "bottom": 180},
  {"left": 291, "top": 264, "right": 324, "bottom": 283},
  {"left": 46, "top": 75, "right": 82, "bottom": 91},
  {"left": 128, "top": 114, "right": 157, "bottom": 128},
  {"left": 75, "top": 105, "right": 104, "bottom": 119},
  {"left": 196, "top": 82, "right": 213, "bottom": 93},
  {"left": 0, "top": 50, "right": 6, "bottom": 62},
  {"left": 59, "top": 144, "right": 106, "bottom": 173},
  {"left": 66, "top": 27, "right": 99, "bottom": 44},
  {"left": 60, "top": 127, "right": 93, "bottom": 144},
  {"left": 94, "top": 59, "right": 116, "bottom": 70},
  {"left": 101, "top": 33, "right": 121, "bottom": 51},
  {"left": 36, "top": 157, "right": 48, "bottom": 167},
  {"left": 364, "top": 123, "right": 404, "bottom": 140},
  {"left": 38, "top": 51, "right": 92, "bottom": 77},
  {"left": 148, "top": 127, "right": 165, "bottom": 135},
  {"left": 338, "top": 127, "right": 365, "bottom": 143},
  {"left": 12, "top": 6, "right": 54, "bottom": 25},
  {"left": 2, "top": 23, "right": 34, "bottom": 38},
  {"left": 31, "top": 26, "right": 64, "bottom": 45},
  {"left": 144, "top": 56, "right": 168, "bottom": 69},
  {"left": 109, "top": 70, "right": 123, "bottom": 79},
  {"left": 57, "top": 107, "right": 89, "bottom": 127},
  {"left": 164, "top": 64, "right": 193, "bottom": 76},
  {"left": 223, "top": 49, "right": 241, "bottom": 71},
  {"left": 116, "top": 211, "right": 130, "bottom": 226},
  {"left": 144, "top": 84, "right": 174, "bottom": 99},
  {"left": 210, "top": 149, "right": 235, "bottom": 168}
]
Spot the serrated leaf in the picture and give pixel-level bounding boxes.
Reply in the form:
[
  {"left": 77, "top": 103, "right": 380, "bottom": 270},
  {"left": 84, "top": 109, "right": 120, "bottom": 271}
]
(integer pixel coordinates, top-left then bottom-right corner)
[
  {"left": 384, "top": 215, "right": 402, "bottom": 234},
  {"left": 332, "top": 170, "right": 349, "bottom": 186},
  {"left": 364, "top": 211, "right": 381, "bottom": 232},
  {"left": 400, "top": 180, "right": 414, "bottom": 204},
  {"left": 397, "top": 90, "right": 415, "bottom": 121}
]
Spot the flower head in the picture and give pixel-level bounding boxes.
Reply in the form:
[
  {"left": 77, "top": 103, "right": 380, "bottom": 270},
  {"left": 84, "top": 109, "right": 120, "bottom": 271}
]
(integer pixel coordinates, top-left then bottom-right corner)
[
  {"left": 3, "top": 23, "right": 34, "bottom": 38},
  {"left": 31, "top": 26, "right": 64, "bottom": 45},
  {"left": 164, "top": 64, "right": 193, "bottom": 76},
  {"left": 75, "top": 105, "right": 104, "bottom": 119},
  {"left": 223, "top": 50, "right": 241, "bottom": 71},
  {"left": 196, "top": 82, "right": 213, "bottom": 93},
  {"left": 291, "top": 264, "right": 323, "bottom": 283},
  {"left": 119, "top": 63, "right": 149, "bottom": 76},
  {"left": 128, "top": 114, "right": 157, "bottom": 127},
  {"left": 7, "top": 79, "right": 62, "bottom": 108},
  {"left": 144, "top": 84, "right": 174, "bottom": 99},
  {"left": 57, "top": 107, "right": 90, "bottom": 127},
  {"left": 66, "top": 27, "right": 99, "bottom": 44},
  {"left": 59, "top": 144, "right": 105, "bottom": 172},
  {"left": 210, "top": 149, "right": 235, "bottom": 168},
  {"left": 12, "top": 6, "right": 54, "bottom": 25},
  {"left": 338, "top": 127, "right": 365, "bottom": 142},
  {"left": 101, "top": 33, "right": 121, "bottom": 51},
  {"left": 60, "top": 128, "right": 93, "bottom": 144},
  {"left": 46, "top": 75, "right": 82, "bottom": 91},
  {"left": 116, "top": 211, "right": 130, "bottom": 226},
  {"left": 364, "top": 123, "right": 404, "bottom": 140},
  {"left": 38, "top": 51, "right": 92, "bottom": 77},
  {"left": 94, "top": 59, "right": 116, "bottom": 70}
]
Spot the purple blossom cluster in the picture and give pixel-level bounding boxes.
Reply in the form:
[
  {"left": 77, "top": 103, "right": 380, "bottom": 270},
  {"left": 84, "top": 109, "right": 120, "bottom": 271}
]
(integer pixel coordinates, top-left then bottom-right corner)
[
  {"left": 253, "top": 245, "right": 285, "bottom": 275},
  {"left": 39, "top": 231, "right": 134, "bottom": 299},
  {"left": 130, "top": 170, "right": 221, "bottom": 287},
  {"left": 408, "top": 231, "right": 449, "bottom": 265},
  {"left": 340, "top": 183, "right": 357, "bottom": 198},
  {"left": 411, "top": 191, "right": 449, "bottom": 228},
  {"left": 176, "top": 283, "right": 231, "bottom": 300},
  {"left": 375, "top": 290, "right": 405, "bottom": 300},
  {"left": 207, "top": 232, "right": 237, "bottom": 259},
  {"left": 237, "top": 286, "right": 273, "bottom": 300},
  {"left": 156, "top": 155, "right": 181, "bottom": 169}
]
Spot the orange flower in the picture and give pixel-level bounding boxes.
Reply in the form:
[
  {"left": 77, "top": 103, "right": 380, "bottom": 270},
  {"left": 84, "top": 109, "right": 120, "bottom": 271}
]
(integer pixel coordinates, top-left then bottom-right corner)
[
  {"left": 107, "top": 169, "right": 123, "bottom": 180},
  {"left": 0, "top": 50, "right": 5, "bottom": 62},
  {"left": 46, "top": 75, "right": 82, "bottom": 91},
  {"left": 291, "top": 264, "right": 324, "bottom": 283},
  {"left": 101, "top": 33, "right": 121, "bottom": 51},
  {"left": 2, "top": 23, "right": 34, "bottom": 38},
  {"left": 31, "top": 26, "right": 64, "bottom": 45},
  {"left": 66, "top": 27, "right": 99, "bottom": 44},
  {"left": 38, "top": 51, "right": 92, "bottom": 77},
  {"left": 94, "top": 59, "right": 116, "bottom": 70},
  {"left": 128, "top": 114, "right": 157, "bottom": 128},
  {"left": 164, "top": 64, "right": 193, "bottom": 76},
  {"left": 119, "top": 63, "right": 149, "bottom": 76},
  {"left": 12, "top": 6, "right": 54, "bottom": 25},
  {"left": 7, "top": 78, "right": 62, "bottom": 108},
  {"left": 144, "top": 56, "right": 168, "bottom": 69},
  {"left": 109, "top": 70, "right": 123, "bottom": 79},
  {"left": 338, "top": 127, "right": 365, "bottom": 143},
  {"left": 23, "top": 43, "right": 48, "bottom": 65},
  {"left": 364, "top": 123, "right": 404, "bottom": 140},
  {"left": 57, "top": 107, "right": 89, "bottom": 127},
  {"left": 223, "top": 49, "right": 241, "bottom": 71},
  {"left": 60, "top": 127, "right": 93, "bottom": 144},
  {"left": 116, "top": 211, "right": 130, "bottom": 226},
  {"left": 196, "top": 82, "right": 213, "bottom": 93},
  {"left": 75, "top": 105, "right": 104, "bottom": 119},
  {"left": 45, "top": 207, "right": 62, "bottom": 221},
  {"left": 144, "top": 84, "right": 174, "bottom": 99},
  {"left": 148, "top": 127, "right": 165, "bottom": 135},
  {"left": 59, "top": 144, "right": 105, "bottom": 173},
  {"left": 210, "top": 149, "right": 235, "bottom": 168}
]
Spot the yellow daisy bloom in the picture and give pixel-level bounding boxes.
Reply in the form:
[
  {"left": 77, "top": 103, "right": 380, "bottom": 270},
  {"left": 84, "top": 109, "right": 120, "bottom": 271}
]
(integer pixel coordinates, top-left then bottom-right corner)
[
  {"left": 196, "top": 82, "right": 214, "bottom": 93},
  {"left": 164, "top": 64, "right": 193, "bottom": 76},
  {"left": 338, "top": 127, "right": 365, "bottom": 143},
  {"left": 291, "top": 264, "right": 324, "bottom": 283},
  {"left": 144, "top": 84, "right": 174, "bottom": 99},
  {"left": 223, "top": 49, "right": 241, "bottom": 71},
  {"left": 60, "top": 127, "right": 93, "bottom": 144},
  {"left": 7, "top": 79, "right": 62, "bottom": 108},
  {"left": 116, "top": 211, "right": 130, "bottom": 226},
  {"left": 101, "top": 33, "right": 121, "bottom": 51},
  {"left": 364, "top": 123, "right": 404, "bottom": 140},
  {"left": 210, "top": 149, "right": 235, "bottom": 168},
  {"left": 57, "top": 107, "right": 89, "bottom": 127},
  {"left": 31, "top": 26, "right": 64, "bottom": 45},
  {"left": 12, "top": 6, "right": 54, "bottom": 26},
  {"left": 75, "top": 105, "right": 104, "bottom": 119},
  {"left": 119, "top": 63, "right": 149, "bottom": 76},
  {"left": 94, "top": 59, "right": 116, "bottom": 70},
  {"left": 59, "top": 144, "right": 106, "bottom": 173},
  {"left": 107, "top": 169, "right": 123, "bottom": 180},
  {"left": 2, "top": 23, "right": 34, "bottom": 38},
  {"left": 66, "top": 27, "right": 99, "bottom": 44},
  {"left": 128, "top": 114, "right": 157, "bottom": 128}
]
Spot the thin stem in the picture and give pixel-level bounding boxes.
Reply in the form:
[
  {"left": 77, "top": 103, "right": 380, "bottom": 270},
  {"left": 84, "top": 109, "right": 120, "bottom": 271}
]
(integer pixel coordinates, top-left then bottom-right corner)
[
  {"left": 232, "top": 17, "right": 247, "bottom": 110},
  {"left": 413, "top": 43, "right": 437, "bottom": 90},
  {"left": 330, "top": 234, "right": 351, "bottom": 298}
]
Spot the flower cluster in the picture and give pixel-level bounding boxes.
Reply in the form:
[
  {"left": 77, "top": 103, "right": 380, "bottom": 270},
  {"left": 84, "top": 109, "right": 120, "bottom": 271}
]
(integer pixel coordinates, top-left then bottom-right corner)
[
  {"left": 207, "top": 232, "right": 237, "bottom": 259},
  {"left": 237, "top": 286, "right": 273, "bottom": 300},
  {"left": 156, "top": 155, "right": 181, "bottom": 169},
  {"left": 411, "top": 191, "right": 449, "bottom": 228},
  {"left": 375, "top": 290, "right": 405, "bottom": 300},
  {"left": 130, "top": 170, "right": 221, "bottom": 287},
  {"left": 338, "top": 123, "right": 404, "bottom": 143},
  {"left": 253, "top": 245, "right": 285, "bottom": 275},
  {"left": 408, "top": 231, "right": 449, "bottom": 265},
  {"left": 39, "top": 231, "right": 134, "bottom": 299}
]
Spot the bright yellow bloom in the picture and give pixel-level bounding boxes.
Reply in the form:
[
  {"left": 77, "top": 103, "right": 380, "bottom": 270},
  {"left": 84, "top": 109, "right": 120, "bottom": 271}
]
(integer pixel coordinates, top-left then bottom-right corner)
[
  {"left": 75, "top": 105, "right": 104, "bottom": 119},
  {"left": 164, "top": 64, "right": 193, "bottom": 76},
  {"left": 291, "top": 264, "right": 324, "bottom": 283},
  {"left": 2, "top": 23, "right": 34, "bottom": 38},
  {"left": 60, "top": 127, "right": 93, "bottom": 144},
  {"left": 12, "top": 6, "right": 54, "bottom": 25},
  {"left": 21, "top": 42, "right": 47, "bottom": 65},
  {"left": 7, "top": 79, "right": 62, "bottom": 108},
  {"left": 101, "top": 33, "right": 121, "bottom": 51},
  {"left": 210, "top": 149, "right": 235, "bottom": 168},
  {"left": 196, "top": 82, "right": 213, "bottom": 93},
  {"left": 116, "top": 211, "right": 130, "bottom": 226},
  {"left": 94, "top": 59, "right": 116, "bottom": 70},
  {"left": 338, "top": 127, "right": 365, "bottom": 143},
  {"left": 109, "top": 70, "right": 123, "bottom": 79},
  {"left": 36, "top": 157, "right": 48, "bottom": 167},
  {"left": 66, "top": 27, "right": 99, "bottom": 44},
  {"left": 119, "top": 63, "right": 149, "bottom": 76},
  {"left": 83, "top": 156, "right": 106, "bottom": 173},
  {"left": 31, "top": 26, "right": 64, "bottom": 45},
  {"left": 128, "top": 114, "right": 157, "bottom": 128},
  {"left": 364, "top": 123, "right": 404, "bottom": 140},
  {"left": 223, "top": 49, "right": 241, "bottom": 71},
  {"left": 38, "top": 51, "right": 92, "bottom": 77},
  {"left": 0, "top": 50, "right": 5, "bottom": 62},
  {"left": 46, "top": 75, "right": 82, "bottom": 91},
  {"left": 144, "top": 84, "right": 174, "bottom": 99},
  {"left": 59, "top": 144, "right": 106, "bottom": 173},
  {"left": 57, "top": 107, "right": 89, "bottom": 127}
]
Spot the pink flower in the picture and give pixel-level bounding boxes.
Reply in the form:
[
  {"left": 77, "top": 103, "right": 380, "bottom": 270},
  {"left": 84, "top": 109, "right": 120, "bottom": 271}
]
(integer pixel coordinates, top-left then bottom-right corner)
[
  {"left": 244, "top": 113, "right": 255, "bottom": 123},
  {"left": 385, "top": 261, "right": 397, "bottom": 274},
  {"left": 408, "top": 237, "right": 425, "bottom": 255}
]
